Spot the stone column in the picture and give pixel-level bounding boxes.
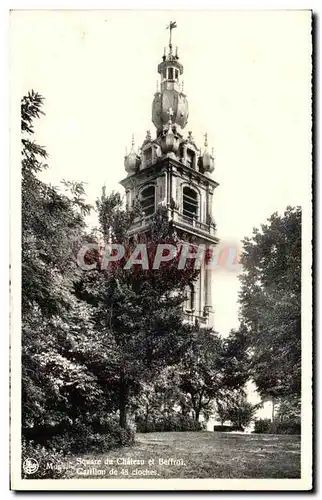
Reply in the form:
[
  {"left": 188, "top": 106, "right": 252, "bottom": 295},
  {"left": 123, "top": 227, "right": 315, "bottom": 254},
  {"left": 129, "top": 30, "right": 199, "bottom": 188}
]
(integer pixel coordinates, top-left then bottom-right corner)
[
  {"left": 208, "top": 189, "right": 214, "bottom": 226},
  {"left": 198, "top": 265, "right": 203, "bottom": 317},
  {"left": 204, "top": 246, "right": 213, "bottom": 326}
]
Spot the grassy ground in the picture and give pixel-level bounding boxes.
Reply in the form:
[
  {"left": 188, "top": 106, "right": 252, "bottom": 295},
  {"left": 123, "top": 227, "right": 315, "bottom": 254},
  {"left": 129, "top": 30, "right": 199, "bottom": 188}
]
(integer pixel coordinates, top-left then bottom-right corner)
[{"left": 65, "top": 431, "right": 301, "bottom": 479}]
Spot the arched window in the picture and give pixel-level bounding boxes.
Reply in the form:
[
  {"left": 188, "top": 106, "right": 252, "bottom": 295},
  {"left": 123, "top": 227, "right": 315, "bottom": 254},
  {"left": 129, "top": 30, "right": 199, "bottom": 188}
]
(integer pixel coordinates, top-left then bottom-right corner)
[
  {"left": 183, "top": 186, "right": 198, "bottom": 220},
  {"left": 140, "top": 185, "right": 155, "bottom": 217}
]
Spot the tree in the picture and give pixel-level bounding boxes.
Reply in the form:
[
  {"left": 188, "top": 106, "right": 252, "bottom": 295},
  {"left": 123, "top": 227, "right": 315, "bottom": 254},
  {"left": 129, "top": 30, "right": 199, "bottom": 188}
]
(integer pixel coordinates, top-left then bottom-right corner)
[
  {"left": 177, "top": 330, "right": 223, "bottom": 422},
  {"left": 177, "top": 327, "right": 249, "bottom": 422},
  {"left": 215, "top": 391, "right": 259, "bottom": 430},
  {"left": 21, "top": 91, "right": 105, "bottom": 438},
  {"left": 275, "top": 395, "right": 301, "bottom": 421},
  {"left": 220, "top": 327, "right": 250, "bottom": 389},
  {"left": 238, "top": 207, "right": 301, "bottom": 398},
  {"left": 215, "top": 396, "right": 231, "bottom": 426},
  {"left": 76, "top": 192, "right": 201, "bottom": 428},
  {"left": 131, "top": 368, "right": 184, "bottom": 432}
]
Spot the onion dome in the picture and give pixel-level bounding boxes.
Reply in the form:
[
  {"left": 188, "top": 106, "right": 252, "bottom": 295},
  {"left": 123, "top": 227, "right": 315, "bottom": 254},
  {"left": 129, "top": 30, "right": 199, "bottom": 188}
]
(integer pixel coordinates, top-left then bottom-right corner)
[
  {"left": 124, "top": 135, "right": 139, "bottom": 174},
  {"left": 158, "top": 111, "right": 180, "bottom": 155},
  {"left": 202, "top": 133, "right": 211, "bottom": 170},
  {"left": 152, "top": 90, "right": 188, "bottom": 132},
  {"left": 201, "top": 133, "right": 215, "bottom": 174},
  {"left": 209, "top": 147, "right": 215, "bottom": 173}
]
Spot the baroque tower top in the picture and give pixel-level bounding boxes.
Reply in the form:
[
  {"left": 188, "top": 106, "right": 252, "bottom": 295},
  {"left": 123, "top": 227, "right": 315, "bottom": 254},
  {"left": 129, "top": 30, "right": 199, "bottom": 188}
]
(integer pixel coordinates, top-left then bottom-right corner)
[
  {"left": 152, "top": 21, "right": 188, "bottom": 132},
  {"left": 120, "top": 23, "right": 218, "bottom": 325},
  {"left": 123, "top": 22, "right": 215, "bottom": 177}
]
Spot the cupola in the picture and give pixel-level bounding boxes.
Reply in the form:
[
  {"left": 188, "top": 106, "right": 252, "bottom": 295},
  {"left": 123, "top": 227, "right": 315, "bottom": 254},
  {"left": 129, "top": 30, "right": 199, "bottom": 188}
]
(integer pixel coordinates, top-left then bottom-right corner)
[
  {"left": 124, "top": 135, "right": 140, "bottom": 174},
  {"left": 201, "top": 133, "right": 215, "bottom": 174}
]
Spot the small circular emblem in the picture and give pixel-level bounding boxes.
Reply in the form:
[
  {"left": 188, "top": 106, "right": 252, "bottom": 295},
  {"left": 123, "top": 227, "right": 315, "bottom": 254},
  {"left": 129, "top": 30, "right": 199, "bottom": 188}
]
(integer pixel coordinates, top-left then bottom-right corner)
[{"left": 23, "top": 458, "right": 39, "bottom": 475}]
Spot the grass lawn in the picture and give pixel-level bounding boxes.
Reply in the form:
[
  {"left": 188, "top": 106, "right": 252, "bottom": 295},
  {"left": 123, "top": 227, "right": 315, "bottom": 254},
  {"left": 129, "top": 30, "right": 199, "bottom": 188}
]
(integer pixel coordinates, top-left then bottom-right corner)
[{"left": 65, "top": 431, "right": 301, "bottom": 479}]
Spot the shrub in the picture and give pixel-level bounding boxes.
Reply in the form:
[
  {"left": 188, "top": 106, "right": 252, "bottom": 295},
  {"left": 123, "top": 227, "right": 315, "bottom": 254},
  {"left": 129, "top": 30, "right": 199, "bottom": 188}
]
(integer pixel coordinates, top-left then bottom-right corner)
[
  {"left": 21, "top": 439, "right": 67, "bottom": 479},
  {"left": 270, "top": 419, "right": 301, "bottom": 435},
  {"left": 254, "top": 419, "right": 271, "bottom": 434},
  {"left": 48, "top": 419, "right": 134, "bottom": 454},
  {"left": 89, "top": 416, "right": 135, "bottom": 448},
  {"left": 135, "top": 414, "right": 205, "bottom": 432},
  {"left": 254, "top": 418, "right": 301, "bottom": 435},
  {"left": 22, "top": 416, "right": 135, "bottom": 476},
  {"left": 213, "top": 425, "right": 242, "bottom": 432},
  {"left": 21, "top": 417, "right": 135, "bottom": 479}
]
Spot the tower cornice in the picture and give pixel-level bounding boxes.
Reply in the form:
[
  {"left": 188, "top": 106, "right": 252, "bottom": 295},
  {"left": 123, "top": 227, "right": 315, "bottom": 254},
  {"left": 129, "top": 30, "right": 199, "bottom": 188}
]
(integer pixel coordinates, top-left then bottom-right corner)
[{"left": 120, "top": 156, "right": 219, "bottom": 191}]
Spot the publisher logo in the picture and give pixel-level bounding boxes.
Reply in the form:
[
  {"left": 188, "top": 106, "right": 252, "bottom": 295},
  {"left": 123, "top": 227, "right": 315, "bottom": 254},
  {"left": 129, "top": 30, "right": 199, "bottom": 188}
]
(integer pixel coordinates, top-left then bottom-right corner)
[{"left": 23, "top": 458, "right": 39, "bottom": 475}]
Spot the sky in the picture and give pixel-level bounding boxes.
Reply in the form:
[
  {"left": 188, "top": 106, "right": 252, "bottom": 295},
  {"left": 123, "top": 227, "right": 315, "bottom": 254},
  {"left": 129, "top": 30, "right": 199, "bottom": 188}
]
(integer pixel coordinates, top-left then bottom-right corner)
[{"left": 11, "top": 10, "right": 312, "bottom": 336}]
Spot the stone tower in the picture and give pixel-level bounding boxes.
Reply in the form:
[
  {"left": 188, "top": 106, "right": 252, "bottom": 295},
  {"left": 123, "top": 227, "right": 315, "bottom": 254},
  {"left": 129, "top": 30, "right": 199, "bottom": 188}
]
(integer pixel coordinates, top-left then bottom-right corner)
[{"left": 120, "top": 23, "right": 219, "bottom": 327}]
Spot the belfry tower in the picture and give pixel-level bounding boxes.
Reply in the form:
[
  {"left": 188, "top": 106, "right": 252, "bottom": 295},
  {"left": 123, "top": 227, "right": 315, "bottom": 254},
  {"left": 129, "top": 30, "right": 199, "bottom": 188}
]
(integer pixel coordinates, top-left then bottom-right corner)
[{"left": 120, "top": 22, "right": 219, "bottom": 327}]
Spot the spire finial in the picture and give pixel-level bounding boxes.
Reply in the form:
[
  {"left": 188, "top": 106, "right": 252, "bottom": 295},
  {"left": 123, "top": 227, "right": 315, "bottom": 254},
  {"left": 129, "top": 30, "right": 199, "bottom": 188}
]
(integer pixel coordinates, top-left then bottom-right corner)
[
  {"left": 131, "top": 134, "right": 135, "bottom": 148},
  {"left": 212, "top": 146, "right": 214, "bottom": 156},
  {"left": 166, "top": 21, "right": 177, "bottom": 52},
  {"left": 204, "top": 133, "right": 208, "bottom": 148}
]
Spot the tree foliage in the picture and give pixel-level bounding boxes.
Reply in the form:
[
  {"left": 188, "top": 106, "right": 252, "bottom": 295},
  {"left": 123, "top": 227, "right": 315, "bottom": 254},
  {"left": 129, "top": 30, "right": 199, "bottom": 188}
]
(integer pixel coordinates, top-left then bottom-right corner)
[
  {"left": 21, "top": 91, "right": 104, "bottom": 436},
  {"left": 76, "top": 190, "right": 201, "bottom": 428},
  {"left": 215, "top": 391, "right": 259, "bottom": 430},
  {"left": 238, "top": 207, "right": 301, "bottom": 398},
  {"left": 177, "top": 328, "right": 249, "bottom": 422},
  {"left": 275, "top": 395, "right": 301, "bottom": 421},
  {"left": 21, "top": 89, "right": 259, "bottom": 458},
  {"left": 21, "top": 90, "right": 203, "bottom": 439}
]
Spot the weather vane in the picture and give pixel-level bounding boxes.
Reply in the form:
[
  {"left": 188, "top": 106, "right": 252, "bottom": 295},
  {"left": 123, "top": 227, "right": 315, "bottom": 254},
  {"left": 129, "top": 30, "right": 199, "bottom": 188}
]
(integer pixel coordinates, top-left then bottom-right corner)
[{"left": 166, "top": 21, "right": 177, "bottom": 49}]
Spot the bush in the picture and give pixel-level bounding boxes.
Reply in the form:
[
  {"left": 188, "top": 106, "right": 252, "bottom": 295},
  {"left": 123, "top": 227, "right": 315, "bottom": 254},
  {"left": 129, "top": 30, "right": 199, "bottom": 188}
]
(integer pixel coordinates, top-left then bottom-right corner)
[
  {"left": 21, "top": 417, "right": 135, "bottom": 479},
  {"left": 88, "top": 416, "right": 135, "bottom": 448},
  {"left": 22, "top": 439, "right": 67, "bottom": 479},
  {"left": 254, "top": 419, "right": 271, "bottom": 434},
  {"left": 22, "top": 416, "right": 135, "bottom": 471},
  {"left": 254, "top": 418, "right": 301, "bottom": 435},
  {"left": 213, "top": 425, "right": 242, "bottom": 432},
  {"left": 270, "top": 419, "right": 301, "bottom": 435},
  {"left": 48, "top": 418, "right": 134, "bottom": 454},
  {"left": 135, "top": 414, "right": 205, "bottom": 433}
]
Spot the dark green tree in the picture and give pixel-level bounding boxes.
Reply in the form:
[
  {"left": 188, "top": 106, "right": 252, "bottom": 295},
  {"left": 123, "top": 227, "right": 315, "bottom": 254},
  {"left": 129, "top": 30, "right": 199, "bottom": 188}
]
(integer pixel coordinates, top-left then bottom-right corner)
[
  {"left": 275, "top": 395, "right": 301, "bottom": 421},
  {"left": 216, "top": 391, "right": 259, "bottom": 430},
  {"left": 21, "top": 91, "right": 105, "bottom": 438},
  {"left": 238, "top": 207, "right": 301, "bottom": 398},
  {"left": 76, "top": 192, "right": 200, "bottom": 428},
  {"left": 178, "top": 327, "right": 250, "bottom": 422},
  {"left": 131, "top": 368, "right": 185, "bottom": 431}
]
